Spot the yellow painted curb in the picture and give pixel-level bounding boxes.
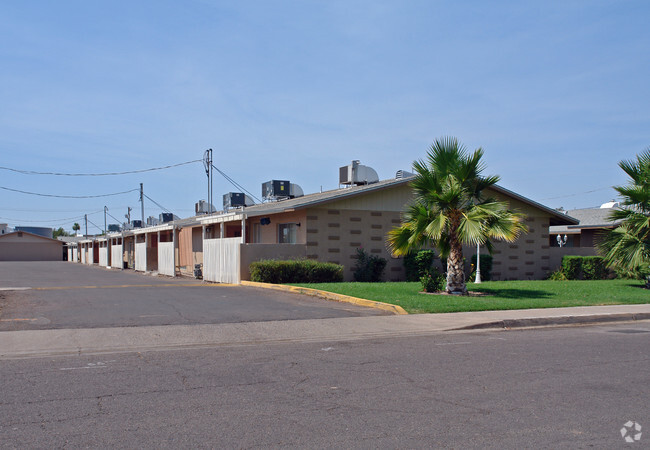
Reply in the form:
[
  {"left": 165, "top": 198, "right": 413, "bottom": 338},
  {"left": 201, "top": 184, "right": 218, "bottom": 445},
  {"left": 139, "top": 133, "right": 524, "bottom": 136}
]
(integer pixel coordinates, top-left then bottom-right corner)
[{"left": 240, "top": 281, "right": 408, "bottom": 315}]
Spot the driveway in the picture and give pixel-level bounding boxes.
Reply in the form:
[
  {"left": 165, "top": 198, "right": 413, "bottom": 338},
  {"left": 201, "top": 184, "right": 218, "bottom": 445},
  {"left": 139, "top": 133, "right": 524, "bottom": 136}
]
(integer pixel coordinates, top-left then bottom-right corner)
[{"left": 0, "top": 262, "right": 387, "bottom": 331}]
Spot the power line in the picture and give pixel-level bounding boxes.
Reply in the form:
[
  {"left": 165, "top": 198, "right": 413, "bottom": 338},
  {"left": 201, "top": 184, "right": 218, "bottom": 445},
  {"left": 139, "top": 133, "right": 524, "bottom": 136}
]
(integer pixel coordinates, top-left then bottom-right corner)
[
  {"left": 0, "top": 214, "right": 85, "bottom": 224},
  {"left": 0, "top": 159, "right": 202, "bottom": 176},
  {"left": 143, "top": 194, "right": 173, "bottom": 214},
  {"left": 0, "top": 186, "right": 139, "bottom": 199},
  {"left": 212, "top": 164, "right": 262, "bottom": 204},
  {"left": 540, "top": 186, "right": 614, "bottom": 201}
]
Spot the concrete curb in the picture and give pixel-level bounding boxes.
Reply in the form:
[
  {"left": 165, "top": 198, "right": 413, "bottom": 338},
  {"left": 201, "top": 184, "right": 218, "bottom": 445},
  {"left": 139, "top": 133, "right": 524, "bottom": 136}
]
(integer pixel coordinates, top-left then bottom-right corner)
[
  {"left": 240, "top": 281, "right": 408, "bottom": 315},
  {"left": 454, "top": 312, "right": 650, "bottom": 330}
]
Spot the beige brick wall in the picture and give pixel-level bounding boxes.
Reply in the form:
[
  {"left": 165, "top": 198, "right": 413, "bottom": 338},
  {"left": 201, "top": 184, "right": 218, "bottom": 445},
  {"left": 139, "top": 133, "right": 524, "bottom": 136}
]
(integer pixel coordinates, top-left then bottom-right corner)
[{"left": 304, "top": 207, "right": 404, "bottom": 281}]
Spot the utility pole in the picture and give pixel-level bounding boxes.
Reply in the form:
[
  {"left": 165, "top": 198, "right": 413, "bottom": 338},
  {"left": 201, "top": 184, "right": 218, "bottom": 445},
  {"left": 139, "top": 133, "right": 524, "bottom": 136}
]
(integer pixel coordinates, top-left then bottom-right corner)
[
  {"left": 125, "top": 207, "right": 132, "bottom": 225},
  {"left": 203, "top": 149, "right": 213, "bottom": 214},
  {"left": 104, "top": 206, "right": 108, "bottom": 235},
  {"left": 84, "top": 214, "right": 88, "bottom": 238},
  {"left": 140, "top": 183, "right": 145, "bottom": 226}
]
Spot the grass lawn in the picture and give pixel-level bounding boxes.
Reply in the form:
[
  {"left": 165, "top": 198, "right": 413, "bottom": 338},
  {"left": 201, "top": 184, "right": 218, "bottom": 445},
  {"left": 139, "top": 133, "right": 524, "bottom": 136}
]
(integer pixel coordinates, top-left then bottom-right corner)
[{"left": 291, "top": 279, "right": 650, "bottom": 314}]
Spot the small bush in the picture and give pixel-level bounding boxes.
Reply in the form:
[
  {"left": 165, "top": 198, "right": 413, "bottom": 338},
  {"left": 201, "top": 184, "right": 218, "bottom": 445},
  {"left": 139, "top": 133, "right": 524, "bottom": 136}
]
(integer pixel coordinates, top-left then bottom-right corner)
[
  {"left": 547, "top": 270, "right": 568, "bottom": 281},
  {"left": 561, "top": 256, "right": 583, "bottom": 280},
  {"left": 250, "top": 259, "right": 343, "bottom": 284},
  {"left": 353, "top": 248, "right": 387, "bottom": 282},
  {"left": 470, "top": 253, "right": 493, "bottom": 281},
  {"left": 404, "top": 250, "right": 437, "bottom": 281},
  {"left": 420, "top": 269, "right": 445, "bottom": 293},
  {"left": 582, "top": 256, "right": 607, "bottom": 280}
]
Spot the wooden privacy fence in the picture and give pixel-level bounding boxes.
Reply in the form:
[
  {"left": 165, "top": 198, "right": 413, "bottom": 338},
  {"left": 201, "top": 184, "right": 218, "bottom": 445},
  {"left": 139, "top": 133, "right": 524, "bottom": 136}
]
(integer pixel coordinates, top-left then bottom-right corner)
[
  {"left": 135, "top": 241, "right": 147, "bottom": 272},
  {"left": 158, "top": 241, "right": 175, "bottom": 277},
  {"left": 111, "top": 244, "right": 122, "bottom": 269},
  {"left": 99, "top": 245, "right": 109, "bottom": 267},
  {"left": 203, "top": 237, "right": 241, "bottom": 284}
]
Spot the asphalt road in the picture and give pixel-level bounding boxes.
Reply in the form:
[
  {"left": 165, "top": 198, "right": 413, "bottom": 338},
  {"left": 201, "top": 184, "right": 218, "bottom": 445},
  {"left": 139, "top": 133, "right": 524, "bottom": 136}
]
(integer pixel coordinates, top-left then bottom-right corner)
[
  {"left": 1, "top": 322, "right": 648, "bottom": 448},
  {"left": 0, "top": 262, "right": 386, "bottom": 331}
]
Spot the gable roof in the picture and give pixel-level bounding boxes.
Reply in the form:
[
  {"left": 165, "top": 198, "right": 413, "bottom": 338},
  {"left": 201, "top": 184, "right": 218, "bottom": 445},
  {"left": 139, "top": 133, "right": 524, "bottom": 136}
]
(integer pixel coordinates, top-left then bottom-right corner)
[
  {"left": 550, "top": 206, "right": 623, "bottom": 233},
  {"left": 0, "top": 230, "right": 63, "bottom": 245},
  {"left": 199, "top": 177, "right": 578, "bottom": 226}
]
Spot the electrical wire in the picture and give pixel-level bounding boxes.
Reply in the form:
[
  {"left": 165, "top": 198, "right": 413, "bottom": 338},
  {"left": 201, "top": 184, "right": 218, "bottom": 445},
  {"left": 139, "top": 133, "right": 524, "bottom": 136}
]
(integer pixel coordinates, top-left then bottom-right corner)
[
  {"left": 143, "top": 194, "right": 173, "bottom": 214},
  {"left": 0, "top": 160, "right": 202, "bottom": 176},
  {"left": 211, "top": 164, "right": 262, "bottom": 203},
  {"left": 0, "top": 186, "right": 139, "bottom": 199},
  {"left": 540, "top": 186, "right": 614, "bottom": 201},
  {"left": 0, "top": 214, "right": 85, "bottom": 224}
]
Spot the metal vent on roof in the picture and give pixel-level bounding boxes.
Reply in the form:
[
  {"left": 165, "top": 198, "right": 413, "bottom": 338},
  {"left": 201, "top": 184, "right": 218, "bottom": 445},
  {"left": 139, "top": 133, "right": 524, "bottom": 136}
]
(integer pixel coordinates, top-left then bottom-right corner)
[
  {"left": 396, "top": 169, "right": 415, "bottom": 179},
  {"left": 339, "top": 160, "right": 379, "bottom": 186}
]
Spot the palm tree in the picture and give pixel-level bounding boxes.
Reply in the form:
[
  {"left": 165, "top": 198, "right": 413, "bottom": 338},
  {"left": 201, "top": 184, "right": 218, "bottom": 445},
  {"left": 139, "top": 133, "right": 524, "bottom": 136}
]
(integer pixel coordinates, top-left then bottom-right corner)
[
  {"left": 387, "top": 137, "right": 527, "bottom": 294},
  {"left": 598, "top": 149, "right": 650, "bottom": 285},
  {"left": 72, "top": 223, "right": 81, "bottom": 235}
]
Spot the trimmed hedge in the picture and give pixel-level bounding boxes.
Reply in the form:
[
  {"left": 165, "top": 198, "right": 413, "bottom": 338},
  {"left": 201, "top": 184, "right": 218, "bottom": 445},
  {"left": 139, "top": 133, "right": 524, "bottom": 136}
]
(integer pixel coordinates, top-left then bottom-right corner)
[
  {"left": 249, "top": 259, "right": 344, "bottom": 284},
  {"left": 559, "top": 255, "right": 608, "bottom": 280},
  {"left": 404, "top": 250, "right": 437, "bottom": 281},
  {"left": 561, "top": 256, "right": 583, "bottom": 280},
  {"left": 582, "top": 256, "right": 608, "bottom": 280}
]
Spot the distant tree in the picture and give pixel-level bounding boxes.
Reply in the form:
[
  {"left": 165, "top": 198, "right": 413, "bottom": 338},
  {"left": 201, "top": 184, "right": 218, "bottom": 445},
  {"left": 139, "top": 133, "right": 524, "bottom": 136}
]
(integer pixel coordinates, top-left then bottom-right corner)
[
  {"left": 72, "top": 223, "right": 81, "bottom": 235},
  {"left": 598, "top": 149, "right": 650, "bottom": 285},
  {"left": 53, "top": 227, "right": 69, "bottom": 238}
]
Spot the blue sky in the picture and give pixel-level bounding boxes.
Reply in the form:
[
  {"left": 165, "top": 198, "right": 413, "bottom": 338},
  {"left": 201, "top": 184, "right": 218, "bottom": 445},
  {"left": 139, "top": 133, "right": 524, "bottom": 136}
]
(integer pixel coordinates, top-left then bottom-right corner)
[{"left": 1, "top": 1, "right": 648, "bottom": 232}]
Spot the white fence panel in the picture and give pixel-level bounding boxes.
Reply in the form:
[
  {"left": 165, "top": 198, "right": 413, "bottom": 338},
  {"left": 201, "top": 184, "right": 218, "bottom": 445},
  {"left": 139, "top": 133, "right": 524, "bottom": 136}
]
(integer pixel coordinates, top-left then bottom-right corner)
[
  {"left": 203, "top": 238, "right": 241, "bottom": 284},
  {"left": 73, "top": 247, "right": 78, "bottom": 263},
  {"left": 67, "top": 248, "right": 73, "bottom": 262},
  {"left": 135, "top": 241, "right": 147, "bottom": 272},
  {"left": 87, "top": 247, "right": 94, "bottom": 265},
  {"left": 158, "top": 241, "right": 175, "bottom": 277},
  {"left": 99, "top": 246, "right": 108, "bottom": 267},
  {"left": 111, "top": 244, "right": 123, "bottom": 269},
  {"left": 81, "top": 248, "right": 86, "bottom": 264}
]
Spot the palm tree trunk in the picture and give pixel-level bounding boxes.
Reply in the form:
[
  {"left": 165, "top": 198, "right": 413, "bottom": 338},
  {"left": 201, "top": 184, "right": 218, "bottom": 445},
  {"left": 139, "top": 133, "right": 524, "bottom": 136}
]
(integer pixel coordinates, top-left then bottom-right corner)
[{"left": 446, "top": 231, "right": 467, "bottom": 295}]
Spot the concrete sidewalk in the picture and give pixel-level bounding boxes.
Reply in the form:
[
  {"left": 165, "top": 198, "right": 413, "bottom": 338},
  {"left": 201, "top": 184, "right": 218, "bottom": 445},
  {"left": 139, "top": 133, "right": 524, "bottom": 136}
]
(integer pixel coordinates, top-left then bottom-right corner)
[{"left": 1, "top": 304, "right": 649, "bottom": 359}]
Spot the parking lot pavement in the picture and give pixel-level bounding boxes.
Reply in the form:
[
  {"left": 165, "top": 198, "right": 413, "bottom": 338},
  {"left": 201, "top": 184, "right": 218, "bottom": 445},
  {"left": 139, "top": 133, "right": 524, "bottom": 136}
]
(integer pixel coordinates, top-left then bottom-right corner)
[{"left": 0, "top": 262, "right": 387, "bottom": 331}]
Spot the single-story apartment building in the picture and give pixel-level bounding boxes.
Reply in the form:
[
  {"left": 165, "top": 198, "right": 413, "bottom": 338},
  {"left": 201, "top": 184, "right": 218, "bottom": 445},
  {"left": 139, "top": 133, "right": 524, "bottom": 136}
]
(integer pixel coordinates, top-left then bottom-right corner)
[{"left": 197, "top": 175, "right": 578, "bottom": 283}]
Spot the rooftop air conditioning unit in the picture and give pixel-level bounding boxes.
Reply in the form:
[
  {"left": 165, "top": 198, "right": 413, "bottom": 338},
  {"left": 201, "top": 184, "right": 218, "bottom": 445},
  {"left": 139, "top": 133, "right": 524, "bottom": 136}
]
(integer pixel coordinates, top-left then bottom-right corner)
[
  {"left": 262, "top": 180, "right": 291, "bottom": 200},
  {"left": 195, "top": 200, "right": 216, "bottom": 214},
  {"left": 107, "top": 224, "right": 121, "bottom": 232},
  {"left": 132, "top": 220, "right": 143, "bottom": 228},
  {"left": 159, "top": 213, "right": 176, "bottom": 223},
  {"left": 223, "top": 192, "right": 256, "bottom": 209},
  {"left": 339, "top": 160, "right": 379, "bottom": 186},
  {"left": 146, "top": 216, "right": 159, "bottom": 226}
]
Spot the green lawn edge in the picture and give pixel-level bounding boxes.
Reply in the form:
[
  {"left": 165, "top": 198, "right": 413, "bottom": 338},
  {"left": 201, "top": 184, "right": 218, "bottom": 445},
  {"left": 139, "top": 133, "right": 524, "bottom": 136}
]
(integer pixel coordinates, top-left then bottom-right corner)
[{"left": 290, "top": 279, "right": 649, "bottom": 314}]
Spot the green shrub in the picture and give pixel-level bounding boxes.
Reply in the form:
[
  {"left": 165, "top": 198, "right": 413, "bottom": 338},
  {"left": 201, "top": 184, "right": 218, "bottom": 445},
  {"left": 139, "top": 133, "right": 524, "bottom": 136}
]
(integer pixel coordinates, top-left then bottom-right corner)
[
  {"left": 561, "top": 256, "right": 583, "bottom": 280},
  {"left": 250, "top": 259, "right": 343, "bottom": 284},
  {"left": 470, "top": 253, "right": 493, "bottom": 281},
  {"left": 403, "top": 252, "right": 419, "bottom": 282},
  {"left": 353, "top": 247, "right": 387, "bottom": 282},
  {"left": 581, "top": 256, "right": 607, "bottom": 280},
  {"left": 420, "top": 269, "right": 445, "bottom": 293},
  {"left": 405, "top": 250, "right": 437, "bottom": 281},
  {"left": 547, "top": 269, "right": 568, "bottom": 281}
]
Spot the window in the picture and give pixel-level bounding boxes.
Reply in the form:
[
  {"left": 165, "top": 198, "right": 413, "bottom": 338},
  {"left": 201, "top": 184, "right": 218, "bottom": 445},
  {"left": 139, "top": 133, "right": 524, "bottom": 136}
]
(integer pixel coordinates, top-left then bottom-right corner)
[{"left": 278, "top": 223, "right": 297, "bottom": 244}]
